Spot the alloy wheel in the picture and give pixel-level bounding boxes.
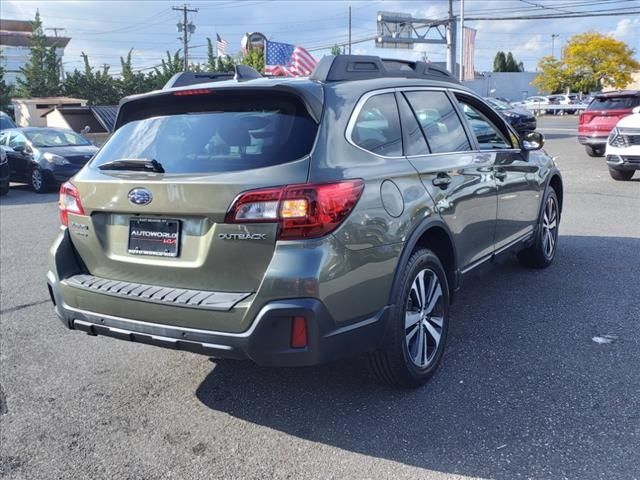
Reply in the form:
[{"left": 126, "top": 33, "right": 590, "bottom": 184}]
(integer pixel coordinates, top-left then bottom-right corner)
[
  {"left": 31, "top": 169, "right": 43, "bottom": 191},
  {"left": 405, "top": 268, "right": 444, "bottom": 368},
  {"left": 542, "top": 195, "right": 558, "bottom": 258}
]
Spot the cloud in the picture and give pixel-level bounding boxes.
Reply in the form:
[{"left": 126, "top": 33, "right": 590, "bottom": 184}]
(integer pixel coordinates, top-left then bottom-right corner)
[{"left": 609, "top": 18, "right": 640, "bottom": 44}]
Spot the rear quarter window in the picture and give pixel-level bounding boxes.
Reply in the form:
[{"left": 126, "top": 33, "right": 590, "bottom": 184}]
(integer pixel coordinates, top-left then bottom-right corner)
[
  {"left": 350, "top": 93, "right": 403, "bottom": 157},
  {"left": 92, "top": 92, "right": 318, "bottom": 174}
]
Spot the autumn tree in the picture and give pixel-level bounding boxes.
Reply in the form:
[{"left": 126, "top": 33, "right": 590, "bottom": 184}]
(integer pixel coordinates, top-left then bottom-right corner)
[
  {"left": 16, "top": 11, "right": 61, "bottom": 97},
  {"left": 531, "top": 56, "right": 570, "bottom": 93},
  {"left": 562, "top": 32, "right": 639, "bottom": 91}
]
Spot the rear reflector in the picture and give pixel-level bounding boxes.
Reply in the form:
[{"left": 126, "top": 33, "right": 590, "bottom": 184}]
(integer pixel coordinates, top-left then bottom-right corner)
[
  {"left": 291, "top": 316, "right": 308, "bottom": 348},
  {"left": 59, "top": 181, "right": 85, "bottom": 226},
  {"left": 226, "top": 180, "right": 365, "bottom": 240}
]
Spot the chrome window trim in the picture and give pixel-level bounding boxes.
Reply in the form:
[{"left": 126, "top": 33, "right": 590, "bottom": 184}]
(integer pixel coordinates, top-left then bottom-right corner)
[{"left": 345, "top": 85, "right": 524, "bottom": 161}]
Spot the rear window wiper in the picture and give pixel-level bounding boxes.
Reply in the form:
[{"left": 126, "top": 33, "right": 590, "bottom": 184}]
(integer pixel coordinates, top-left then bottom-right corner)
[{"left": 98, "top": 158, "right": 165, "bottom": 173}]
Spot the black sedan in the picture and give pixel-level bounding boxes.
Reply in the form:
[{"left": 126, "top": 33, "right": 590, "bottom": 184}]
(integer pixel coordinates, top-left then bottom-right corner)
[
  {"left": 484, "top": 97, "right": 537, "bottom": 133},
  {"left": 0, "top": 128, "right": 98, "bottom": 193}
]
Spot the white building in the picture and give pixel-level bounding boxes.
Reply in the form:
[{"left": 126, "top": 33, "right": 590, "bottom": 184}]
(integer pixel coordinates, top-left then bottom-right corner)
[{"left": 0, "top": 19, "right": 70, "bottom": 85}]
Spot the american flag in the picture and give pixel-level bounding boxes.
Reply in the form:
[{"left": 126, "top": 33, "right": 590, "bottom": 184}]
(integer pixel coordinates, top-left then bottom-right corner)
[
  {"left": 216, "top": 33, "right": 228, "bottom": 57},
  {"left": 264, "top": 40, "right": 318, "bottom": 77}
]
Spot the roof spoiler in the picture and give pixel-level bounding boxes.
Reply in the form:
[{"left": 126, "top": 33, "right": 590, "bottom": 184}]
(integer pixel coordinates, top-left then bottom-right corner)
[
  {"left": 163, "top": 65, "right": 262, "bottom": 89},
  {"left": 310, "top": 55, "right": 460, "bottom": 84}
]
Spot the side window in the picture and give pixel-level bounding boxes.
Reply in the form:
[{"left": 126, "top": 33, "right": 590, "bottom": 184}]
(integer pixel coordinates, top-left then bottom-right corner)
[
  {"left": 456, "top": 99, "right": 513, "bottom": 150},
  {"left": 0, "top": 132, "right": 7, "bottom": 145},
  {"left": 8, "top": 133, "right": 26, "bottom": 148},
  {"left": 404, "top": 91, "right": 471, "bottom": 154},
  {"left": 397, "top": 94, "right": 429, "bottom": 156},
  {"left": 351, "top": 93, "right": 403, "bottom": 156}
]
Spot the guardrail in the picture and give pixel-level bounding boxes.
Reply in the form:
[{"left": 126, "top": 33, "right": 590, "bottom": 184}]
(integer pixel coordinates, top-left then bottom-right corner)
[{"left": 516, "top": 103, "right": 588, "bottom": 115}]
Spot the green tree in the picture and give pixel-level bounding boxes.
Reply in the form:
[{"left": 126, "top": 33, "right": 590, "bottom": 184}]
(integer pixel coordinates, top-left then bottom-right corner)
[
  {"left": 0, "top": 50, "right": 14, "bottom": 111},
  {"left": 505, "top": 52, "right": 524, "bottom": 72},
  {"left": 493, "top": 51, "right": 507, "bottom": 72},
  {"left": 331, "top": 45, "right": 343, "bottom": 56},
  {"left": 147, "top": 50, "right": 184, "bottom": 89},
  {"left": 62, "top": 53, "right": 119, "bottom": 105},
  {"left": 16, "top": 11, "right": 61, "bottom": 97},
  {"left": 205, "top": 37, "right": 236, "bottom": 72},
  {"left": 563, "top": 31, "right": 639, "bottom": 91},
  {"left": 241, "top": 46, "right": 264, "bottom": 73},
  {"left": 118, "top": 49, "right": 151, "bottom": 97}
]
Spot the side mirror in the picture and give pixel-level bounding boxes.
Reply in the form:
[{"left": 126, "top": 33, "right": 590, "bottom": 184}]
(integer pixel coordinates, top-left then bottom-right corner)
[
  {"left": 521, "top": 131, "right": 544, "bottom": 151},
  {"left": 12, "top": 144, "right": 25, "bottom": 153},
  {"left": 632, "top": 106, "right": 640, "bottom": 115}
]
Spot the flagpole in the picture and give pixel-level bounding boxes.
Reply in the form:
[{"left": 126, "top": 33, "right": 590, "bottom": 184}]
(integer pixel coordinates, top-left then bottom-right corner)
[
  {"left": 459, "top": 0, "right": 464, "bottom": 81},
  {"left": 348, "top": 6, "right": 352, "bottom": 55}
]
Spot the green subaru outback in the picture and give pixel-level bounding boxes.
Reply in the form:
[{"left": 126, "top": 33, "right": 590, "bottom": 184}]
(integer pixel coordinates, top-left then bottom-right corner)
[{"left": 47, "top": 56, "right": 562, "bottom": 387}]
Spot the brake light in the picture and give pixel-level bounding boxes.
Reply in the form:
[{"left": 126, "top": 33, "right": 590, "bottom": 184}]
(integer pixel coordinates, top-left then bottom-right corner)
[
  {"left": 226, "top": 180, "right": 364, "bottom": 240},
  {"left": 173, "top": 88, "right": 212, "bottom": 96},
  {"left": 59, "top": 181, "right": 85, "bottom": 226}
]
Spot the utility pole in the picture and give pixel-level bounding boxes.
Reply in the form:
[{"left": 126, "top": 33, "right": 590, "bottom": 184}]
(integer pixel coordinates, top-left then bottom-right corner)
[
  {"left": 348, "top": 6, "right": 352, "bottom": 55},
  {"left": 173, "top": 4, "right": 198, "bottom": 71},
  {"left": 446, "top": 0, "right": 457, "bottom": 76},
  {"left": 459, "top": 0, "right": 464, "bottom": 81},
  {"left": 551, "top": 33, "right": 559, "bottom": 57}
]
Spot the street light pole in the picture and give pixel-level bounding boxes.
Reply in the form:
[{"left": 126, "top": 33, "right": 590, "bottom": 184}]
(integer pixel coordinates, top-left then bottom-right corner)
[{"left": 551, "top": 33, "right": 559, "bottom": 58}]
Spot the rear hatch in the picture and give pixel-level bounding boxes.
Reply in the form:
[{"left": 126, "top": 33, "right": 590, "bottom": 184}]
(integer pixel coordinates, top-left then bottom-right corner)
[
  {"left": 579, "top": 93, "right": 640, "bottom": 136},
  {"left": 66, "top": 87, "right": 320, "bottom": 294}
]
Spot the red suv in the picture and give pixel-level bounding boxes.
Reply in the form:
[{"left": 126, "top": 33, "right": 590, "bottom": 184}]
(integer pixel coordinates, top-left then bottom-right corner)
[{"left": 578, "top": 90, "right": 640, "bottom": 157}]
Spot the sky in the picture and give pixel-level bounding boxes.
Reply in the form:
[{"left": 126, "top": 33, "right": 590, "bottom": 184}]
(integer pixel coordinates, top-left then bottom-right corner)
[{"left": 2, "top": 0, "right": 639, "bottom": 76}]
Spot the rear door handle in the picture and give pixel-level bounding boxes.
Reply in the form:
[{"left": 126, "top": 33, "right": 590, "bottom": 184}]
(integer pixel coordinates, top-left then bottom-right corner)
[
  {"left": 494, "top": 169, "right": 507, "bottom": 181},
  {"left": 432, "top": 174, "right": 452, "bottom": 189}
]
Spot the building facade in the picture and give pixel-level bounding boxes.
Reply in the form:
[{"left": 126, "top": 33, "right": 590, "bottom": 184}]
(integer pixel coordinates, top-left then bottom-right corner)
[{"left": 0, "top": 19, "right": 70, "bottom": 85}]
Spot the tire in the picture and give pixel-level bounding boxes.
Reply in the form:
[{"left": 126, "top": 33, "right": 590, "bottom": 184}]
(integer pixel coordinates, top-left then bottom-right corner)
[
  {"left": 30, "top": 167, "right": 49, "bottom": 193},
  {"left": 608, "top": 168, "right": 634, "bottom": 181},
  {"left": 585, "top": 145, "right": 604, "bottom": 157},
  {"left": 0, "top": 181, "right": 8, "bottom": 196},
  {"left": 368, "top": 249, "right": 450, "bottom": 388},
  {"left": 518, "top": 188, "right": 560, "bottom": 269}
]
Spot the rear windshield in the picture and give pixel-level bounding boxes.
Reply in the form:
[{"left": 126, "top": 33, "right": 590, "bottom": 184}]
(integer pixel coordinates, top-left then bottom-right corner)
[
  {"left": 587, "top": 96, "right": 640, "bottom": 111},
  {"left": 91, "top": 92, "right": 318, "bottom": 174}
]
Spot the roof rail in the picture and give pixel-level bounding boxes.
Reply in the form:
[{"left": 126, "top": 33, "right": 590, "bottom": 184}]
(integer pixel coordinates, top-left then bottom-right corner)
[
  {"left": 162, "top": 65, "right": 263, "bottom": 89},
  {"left": 309, "top": 55, "right": 460, "bottom": 84}
]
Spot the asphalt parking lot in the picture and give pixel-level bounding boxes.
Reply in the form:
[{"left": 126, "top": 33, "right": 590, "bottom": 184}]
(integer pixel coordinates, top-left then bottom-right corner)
[{"left": 1, "top": 115, "right": 639, "bottom": 480}]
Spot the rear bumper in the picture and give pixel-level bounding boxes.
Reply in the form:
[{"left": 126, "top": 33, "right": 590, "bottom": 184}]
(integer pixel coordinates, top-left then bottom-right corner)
[{"left": 47, "top": 270, "right": 390, "bottom": 366}]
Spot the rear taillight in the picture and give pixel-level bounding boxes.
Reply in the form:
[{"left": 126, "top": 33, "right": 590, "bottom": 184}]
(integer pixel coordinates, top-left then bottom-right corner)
[
  {"left": 59, "top": 181, "right": 85, "bottom": 226},
  {"left": 226, "top": 180, "right": 364, "bottom": 240}
]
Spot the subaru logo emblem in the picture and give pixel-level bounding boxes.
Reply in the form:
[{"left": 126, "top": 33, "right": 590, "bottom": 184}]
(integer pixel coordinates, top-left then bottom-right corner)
[{"left": 128, "top": 188, "right": 153, "bottom": 206}]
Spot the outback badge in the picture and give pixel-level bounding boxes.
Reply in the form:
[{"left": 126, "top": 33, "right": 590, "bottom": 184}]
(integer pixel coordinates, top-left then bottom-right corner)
[{"left": 128, "top": 188, "right": 153, "bottom": 206}]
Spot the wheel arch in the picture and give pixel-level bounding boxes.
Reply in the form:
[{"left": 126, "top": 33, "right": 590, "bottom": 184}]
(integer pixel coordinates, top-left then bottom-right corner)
[
  {"left": 390, "top": 218, "right": 459, "bottom": 306},
  {"left": 548, "top": 171, "right": 563, "bottom": 215}
]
